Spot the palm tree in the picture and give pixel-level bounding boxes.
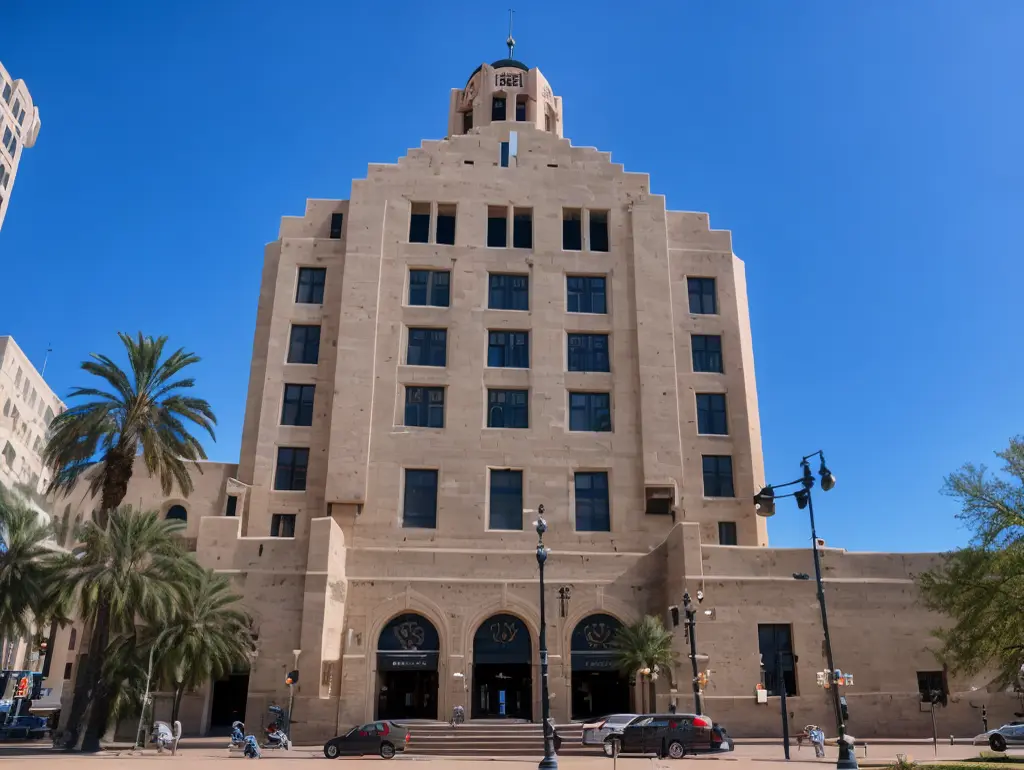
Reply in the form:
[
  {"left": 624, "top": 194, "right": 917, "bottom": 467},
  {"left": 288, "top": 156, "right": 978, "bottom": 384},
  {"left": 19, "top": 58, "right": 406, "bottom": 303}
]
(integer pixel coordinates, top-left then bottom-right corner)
[
  {"left": 0, "top": 490, "right": 64, "bottom": 663},
  {"left": 43, "top": 332, "right": 217, "bottom": 526},
  {"left": 613, "top": 615, "right": 677, "bottom": 714},
  {"left": 153, "top": 568, "right": 253, "bottom": 724},
  {"left": 61, "top": 507, "right": 194, "bottom": 752}
]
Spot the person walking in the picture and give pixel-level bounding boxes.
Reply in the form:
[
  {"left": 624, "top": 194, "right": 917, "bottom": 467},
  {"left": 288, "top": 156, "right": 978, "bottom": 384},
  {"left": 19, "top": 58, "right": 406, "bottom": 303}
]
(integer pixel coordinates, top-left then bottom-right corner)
[{"left": 809, "top": 725, "right": 826, "bottom": 758}]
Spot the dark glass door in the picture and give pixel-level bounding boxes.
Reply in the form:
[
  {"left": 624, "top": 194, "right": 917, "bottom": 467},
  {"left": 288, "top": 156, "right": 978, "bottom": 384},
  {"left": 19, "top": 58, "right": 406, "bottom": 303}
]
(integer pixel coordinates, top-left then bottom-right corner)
[{"left": 472, "top": 664, "right": 532, "bottom": 720}]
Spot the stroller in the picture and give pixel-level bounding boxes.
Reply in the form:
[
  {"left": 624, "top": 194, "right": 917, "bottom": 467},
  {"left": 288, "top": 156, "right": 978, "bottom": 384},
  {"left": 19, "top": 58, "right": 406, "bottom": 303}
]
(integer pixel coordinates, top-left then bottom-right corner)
[
  {"left": 150, "top": 720, "right": 182, "bottom": 755},
  {"left": 449, "top": 705, "right": 465, "bottom": 727},
  {"left": 242, "top": 733, "right": 261, "bottom": 759},
  {"left": 262, "top": 705, "right": 291, "bottom": 750}
]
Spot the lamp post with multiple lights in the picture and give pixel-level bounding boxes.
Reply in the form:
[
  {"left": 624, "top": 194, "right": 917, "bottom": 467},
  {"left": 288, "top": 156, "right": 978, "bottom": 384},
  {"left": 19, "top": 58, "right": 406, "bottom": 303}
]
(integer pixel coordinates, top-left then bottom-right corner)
[
  {"left": 533, "top": 507, "right": 558, "bottom": 770},
  {"left": 754, "top": 451, "right": 857, "bottom": 770}
]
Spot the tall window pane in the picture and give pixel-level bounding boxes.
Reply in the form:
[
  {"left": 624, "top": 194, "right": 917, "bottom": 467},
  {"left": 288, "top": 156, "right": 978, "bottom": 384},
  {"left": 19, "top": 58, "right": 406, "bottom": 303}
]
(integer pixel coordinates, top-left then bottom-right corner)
[
  {"left": 274, "top": 447, "right": 309, "bottom": 491},
  {"left": 488, "top": 274, "right": 529, "bottom": 310},
  {"left": 287, "top": 325, "right": 321, "bottom": 364},
  {"left": 409, "top": 270, "right": 450, "bottom": 307},
  {"left": 567, "top": 334, "right": 610, "bottom": 372},
  {"left": 696, "top": 393, "right": 728, "bottom": 435},
  {"left": 405, "top": 386, "right": 445, "bottom": 428},
  {"left": 281, "top": 384, "right": 315, "bottom": 426},
  {"left": 569, "top": 392, "right": 611, "bottom": 432},
  {"left": 296, "top": 268, "right": 326, "bottom": 304},
  {"left": 692, "top": 334, "right": 723, "bottom": 373},
  {"left": 758, "top": 624, "right": 796, "bottom": 696},
  {"left": 403, "top": 469, "right": 438, "bottom": 528},
  {"left": 563, "top": 209, "right": 582, "bottom": 251},
  {"left": 512, "top": 208, "right": 533, "bottom": 249},
  {"left": 489, "top": 470, "right": 523, "bottom": 530},
  {"left": 487, "top": 331, "right": 529, "bottom": 368},
  {"left": 589, "top": 211, "right": 609, "bottom": 252},
  {"left": 687, "top": 277, "right": 717, "bottom": 314},
  {"left": 702, "top": 455, "right": 734, "bottom": 497},
  {"left": 567, "top": 276, "right": 607, "bottom": 314},
  {"left": 575, "top": 472, "right": 610, "bottom": 532},
  {"left": 407, "top": 328, "right": 448, "bottom": 367},
  {"left": 487, "top": 389, "right": 528, "bottom": 429},
  {"left": 409, "top": 202, "right": 430, "bottom": 243}
]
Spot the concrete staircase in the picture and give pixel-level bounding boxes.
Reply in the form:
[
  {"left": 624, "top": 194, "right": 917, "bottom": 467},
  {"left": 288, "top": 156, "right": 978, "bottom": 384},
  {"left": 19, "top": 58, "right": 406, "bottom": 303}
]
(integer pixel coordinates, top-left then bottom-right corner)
[{"left": 399, "top": 720, "right": 594, "bottom": 757}]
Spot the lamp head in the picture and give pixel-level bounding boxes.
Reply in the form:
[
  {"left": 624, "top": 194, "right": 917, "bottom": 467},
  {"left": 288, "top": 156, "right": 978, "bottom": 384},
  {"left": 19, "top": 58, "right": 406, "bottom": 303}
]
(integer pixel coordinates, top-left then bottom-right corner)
[
  {"left": 534, "top": 517, "right": 547, "bottom": 536},
  {"left": 753, "top": 485, "right": 775, "bottom": 517},
  {"left": 795, "top": 489, "right": 810, "bottom": 510},
  {"left": 696, "top": 590, "right": 704, "bottom": 603},
  {"left": 819, "top": 461, "right": 836, "bottom": 492}
]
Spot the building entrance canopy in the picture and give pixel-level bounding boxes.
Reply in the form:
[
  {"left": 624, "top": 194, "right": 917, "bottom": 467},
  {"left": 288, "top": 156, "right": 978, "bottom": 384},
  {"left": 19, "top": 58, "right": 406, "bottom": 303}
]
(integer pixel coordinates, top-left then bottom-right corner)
[
  {"left": 473, "top": 613, "right": 531, "bottom": 665},
  {"left": 377, "top": 613, "right": 440, "bottom": 671},
  {"left": 571, "top": 613, "right": 622, "bottom": 672}
]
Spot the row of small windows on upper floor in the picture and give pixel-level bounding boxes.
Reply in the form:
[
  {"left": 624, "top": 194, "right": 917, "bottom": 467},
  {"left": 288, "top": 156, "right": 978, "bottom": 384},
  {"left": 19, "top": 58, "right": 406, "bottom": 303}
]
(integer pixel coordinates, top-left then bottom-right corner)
[
  {"left": 0, "top": 162, "right": 10, "bottom": 189},
  {"left": 1, "top": 81, "right": 27, "bottom": 126},
  {"left": 408, "top": 204, "right": 610, "bottom": 252},
  {"left": 1, "top": 124, "right": 18, "bottom": 158},
  {"left": 285, "top": 321, "right": 723, "bottom": 377},
  {"left": 295, "top": 264, "right": 722, "bottom": 318},
  {"left": 269, "top": 454, "right": 739, "bottom": 528},
  {"left": 458, "top": 95, "right": 558, "bottom": 134}
]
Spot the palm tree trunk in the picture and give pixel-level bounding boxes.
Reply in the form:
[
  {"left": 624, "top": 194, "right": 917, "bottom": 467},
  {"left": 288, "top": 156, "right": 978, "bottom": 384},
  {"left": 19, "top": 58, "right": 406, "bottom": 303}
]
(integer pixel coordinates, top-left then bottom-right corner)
[
  {"left": 62, "top": 610, "right": 106, "bottom": 750},
  {"left": 78, "top": 602, "right": 113, "bottom": 752},
  {"left": 171, "top": 684, "right": 184, "bottom": 725},
  {"left": 98, "top": 449, "right": 134, "bottom": 527}
]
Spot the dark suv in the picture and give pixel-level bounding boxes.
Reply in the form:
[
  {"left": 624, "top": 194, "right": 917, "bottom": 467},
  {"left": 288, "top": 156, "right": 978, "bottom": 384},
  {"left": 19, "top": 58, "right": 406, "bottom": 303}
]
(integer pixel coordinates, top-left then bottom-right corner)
[{"left": 605, "top": 713, "right": 732, "bottom": 759}]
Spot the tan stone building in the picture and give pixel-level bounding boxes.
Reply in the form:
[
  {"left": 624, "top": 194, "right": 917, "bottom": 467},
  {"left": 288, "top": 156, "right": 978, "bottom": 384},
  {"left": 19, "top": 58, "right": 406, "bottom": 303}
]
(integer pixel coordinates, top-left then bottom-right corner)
[
  {"left": 52, "top": 57, "right": 1019, "bottom": 741},
  {"left": 0, "top": 61, "right": 41, "bottom": 232}
]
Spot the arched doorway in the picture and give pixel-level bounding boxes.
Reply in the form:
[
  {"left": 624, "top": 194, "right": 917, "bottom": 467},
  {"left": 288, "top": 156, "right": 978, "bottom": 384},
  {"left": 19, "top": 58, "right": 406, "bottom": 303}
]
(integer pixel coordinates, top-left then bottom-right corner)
[
  {"left": 570, "top": 614, "right": 630, "bottom": 719},
  {"left": 166, "top": 504, "right": 188, "bottom": 522},
  {"left": 472, "top": 613, "right": 532, "bottom": 720},
  {"left": 376, "top": 613, "right": 440, "bottom": 720}
]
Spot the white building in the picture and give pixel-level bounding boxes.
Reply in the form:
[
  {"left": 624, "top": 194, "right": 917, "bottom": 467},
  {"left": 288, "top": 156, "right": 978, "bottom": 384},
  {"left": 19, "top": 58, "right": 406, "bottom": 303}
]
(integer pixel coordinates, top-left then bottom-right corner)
[{"left": 0, "top": 60, "right": 41, "bottom": 231}]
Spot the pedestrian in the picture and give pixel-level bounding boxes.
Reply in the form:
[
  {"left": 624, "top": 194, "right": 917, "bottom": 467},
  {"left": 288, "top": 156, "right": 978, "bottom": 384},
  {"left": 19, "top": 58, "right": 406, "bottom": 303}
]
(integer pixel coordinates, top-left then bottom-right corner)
[
  {"left": 809, "top": 725, "right": 826, "bottom": 758},
  {"left": 669, "top": 702, "right": 677, "bottom": 714}
]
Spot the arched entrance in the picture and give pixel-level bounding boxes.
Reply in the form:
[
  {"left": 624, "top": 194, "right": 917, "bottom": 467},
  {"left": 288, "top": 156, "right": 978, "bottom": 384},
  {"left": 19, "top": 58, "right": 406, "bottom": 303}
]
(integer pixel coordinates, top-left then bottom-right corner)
[
  {"left": 472, "top": 613, "right": 532, "bottom": 720},
  {"left": 570, "top": 614, "right": 630, "bottom": 719},
  {"left": 376, "top": 613, "right": 440, "bottom": 720}
]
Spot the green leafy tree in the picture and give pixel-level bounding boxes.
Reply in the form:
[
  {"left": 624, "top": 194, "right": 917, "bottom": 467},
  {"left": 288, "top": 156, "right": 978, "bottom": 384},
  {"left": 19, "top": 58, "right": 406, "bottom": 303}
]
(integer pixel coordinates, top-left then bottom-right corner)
[
  {"left": 43, "top": 332, "right": 217, "bottom": 525},
  {"left": 62, "top": 508, "right": 194, "bottom": 752},
  {"left": 613, "top": 615, "right": 677, "bottom": 713},
  {"left": 918, "top": 436, "right": 1024, "bottom": 690},
  {"left": 154, "top": 568, "right": 253, "bottom": 724},
  {"left": 0, "top": 490, "right": 65, "bottom": 652}
]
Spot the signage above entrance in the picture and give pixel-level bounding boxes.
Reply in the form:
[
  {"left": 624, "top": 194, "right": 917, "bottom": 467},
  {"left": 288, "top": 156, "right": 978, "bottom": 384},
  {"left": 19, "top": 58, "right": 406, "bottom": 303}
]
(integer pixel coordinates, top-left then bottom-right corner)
[
  {"left": 377, "top": 652, "right": 439, "bottom": 671},
  {"left": 571, "top": 613, "right": 623, "bottom": 672},
  {"left": 473, "top": 613, "right": 531, "bottom": 665}
]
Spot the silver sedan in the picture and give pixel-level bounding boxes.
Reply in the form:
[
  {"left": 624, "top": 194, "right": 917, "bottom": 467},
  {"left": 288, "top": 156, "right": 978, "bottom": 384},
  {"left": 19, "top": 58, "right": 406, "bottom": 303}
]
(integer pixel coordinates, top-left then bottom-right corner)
[
  {"left": 582, "top": 714, "right": 638, "bottom": 755},
  {"left": 973, "top": 722, "right": 1024, "bottom": 752}
]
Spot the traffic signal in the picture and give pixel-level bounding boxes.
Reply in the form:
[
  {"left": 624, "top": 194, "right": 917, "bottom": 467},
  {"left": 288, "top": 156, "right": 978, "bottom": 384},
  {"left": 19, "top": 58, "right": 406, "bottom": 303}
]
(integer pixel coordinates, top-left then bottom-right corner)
[
  {"left": 286, "top": 669, "right": 299, "bottom": 686},
  {"left": 39, "top": 640, "right": 48, "bottom": 655},
  {"left": 840, "top": 696, "right": 849, "bottom": 722},
  {"left": 14, "top": 676, "right": 29, "bottom": 698}
]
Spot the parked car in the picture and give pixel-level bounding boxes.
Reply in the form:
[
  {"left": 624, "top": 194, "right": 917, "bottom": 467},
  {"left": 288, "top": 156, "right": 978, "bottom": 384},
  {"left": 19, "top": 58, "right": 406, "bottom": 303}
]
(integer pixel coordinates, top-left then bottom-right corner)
[
  {"left": 581, "top": 714, "right": 638, "bottom": 755},
  {"left": 604, "top": 713, "right": 733, "bottom": 759},
  {"left": 323, "top": 721, "right": 410, "bottom": 759},
  {"left": 972, "top": 721, "right": 1024, "bottom": 752}
]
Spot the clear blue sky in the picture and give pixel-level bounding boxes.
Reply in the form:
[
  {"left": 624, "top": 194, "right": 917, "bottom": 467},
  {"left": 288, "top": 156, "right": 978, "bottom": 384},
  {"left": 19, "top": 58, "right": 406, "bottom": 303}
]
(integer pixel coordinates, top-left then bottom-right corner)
[{"left": 3, "top": 1, "right": 1021, "bottom": 552}]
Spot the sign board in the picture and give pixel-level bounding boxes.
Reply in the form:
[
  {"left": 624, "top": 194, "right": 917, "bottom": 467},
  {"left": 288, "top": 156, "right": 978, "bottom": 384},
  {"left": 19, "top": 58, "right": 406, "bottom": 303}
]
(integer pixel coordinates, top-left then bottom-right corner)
[{"left": 377, "top": 652, "right": 439, "bottom": 671}]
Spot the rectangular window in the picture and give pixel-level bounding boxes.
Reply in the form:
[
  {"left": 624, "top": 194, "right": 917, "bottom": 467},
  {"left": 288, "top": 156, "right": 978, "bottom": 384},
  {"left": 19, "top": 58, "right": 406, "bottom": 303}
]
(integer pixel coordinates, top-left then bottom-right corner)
[
  {"left": 487, "top": 331, "right": 529, "bottom": 368},
  {"left": 489, "top": 469, "right": 523, "bottom": 530},
  {"left": 225, "top": 495, "right": 238, "bottom": 517},
  {"left": 702, "top": 455, "right": 734, "bottom": 497},
  {"left": 12, "top": 99, "right": 20, "bottom": 118},
  {"left": 403, "top": 469, "right": 438, "bottom": 528},
  {"left": 492, "top": 96, "right": 506, "bottom": 122},
  {"left": 487, "top": 205, "right": 508, "bottom": 247},
  {"left": 271, "top": 513, "right": 297, "bottom": 538},
  {"left": 569, "top": 392, "right": 611, "bottom": 432},
  {"left": 1, "top": 82, "right": 11, "bottom": 103},
  {"left": 408, "top": 269, "right": 450, "bottom": 307},
  {"left": 589, "top": 210, "right": 609, "bottom": 252},
  {"left": 567, "top": 333, "right": 610, "bottom": 372},
  {"left": 404, "top": 386, "right": 445, "bottom": 428},
  {"left": 1, "top": 128, "right": 12, "bottom": 154},
  {"left": 917, "top": 671, "right": 946, "bottom": 701},
  {"left": 287, "top": 325, "right": 321, "bottom": 364},
  {"left": 512, "top": 208, "right": 533, "bottom": 249},
  {"left": 435, "top": 203, "right": 457, "bottom": 245},
  {"left": 758, "top": 624, "right": 796, "bottom": 696},
  {"left": 409, "top": 202, "right": 430, "bottom": 243},
  {"left": 274, "top": 447, "right": 309, "bottom": 491},
  {"left": 488, "top": 274, "right": 529, "bottom": 310},
  {"left": 718, "top": 521, "right": 738, "bottom": 546},
  {"left": 575, "top": 471, "right": 610, "bottom": 532},
  {"left": 696, "top": 393, "right": 728, "bottom": 435},
  {"left": 463, "top": 110, "right": 473, "bottom": 132},
  {"left": 487, "top": 389, "right": 528, "bottom": 429},
  {"left": 296, "top": 267, "right": 326, "bottom": 304},
  {"left": 407, "top": 328, "right": 448, "bottom": 367},
  {"left": 688, "top": 277, "right": 718, "bottom": 314},
  {"left": 515, "top": 95, "right": 528, "bottom": 122},
  {"left": 500, "top": 141, "right": 510, "bottom": 168},
  {"left": 329, "top": 212, "right": 344, "bottom": 239},
  {"left": 281, "top": 384, "right": 315, "bottom": 426},
  {"left": 563, "top": 208, "right": 582, "bottom": 251},
  {"left": 567, "top": 276, "right": 607, "bottom": 314},
  {"left": 63, "top": 662, "right": 73, "bottom": 680},
  {"left": 692, "top": 334, "right": 724, "bottom": 373}
]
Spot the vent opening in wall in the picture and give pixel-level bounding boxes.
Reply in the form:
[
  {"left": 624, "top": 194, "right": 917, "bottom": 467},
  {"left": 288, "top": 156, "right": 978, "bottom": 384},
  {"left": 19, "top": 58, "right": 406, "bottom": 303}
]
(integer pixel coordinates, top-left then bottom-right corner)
[{"left": 645, "top": 486, "right": 675, "bottom": 516}]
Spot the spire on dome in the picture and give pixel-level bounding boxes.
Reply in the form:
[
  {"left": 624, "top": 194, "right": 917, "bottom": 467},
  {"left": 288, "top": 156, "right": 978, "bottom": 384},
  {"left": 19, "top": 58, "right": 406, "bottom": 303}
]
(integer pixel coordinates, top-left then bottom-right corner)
[{"left": 506, "top": 9, "right": 516, "bottom": 58}]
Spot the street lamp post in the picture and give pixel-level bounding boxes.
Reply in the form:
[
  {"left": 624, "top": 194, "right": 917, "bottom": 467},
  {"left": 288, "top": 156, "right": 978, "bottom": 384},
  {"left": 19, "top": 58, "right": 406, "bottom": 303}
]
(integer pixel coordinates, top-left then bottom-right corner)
[
  {"left": 682, "top": 592, "right": 703, "bottom": 716},
  {"left": 754, "top": 452, "right": 857, "bottom": 770},
  {"left": 534, "top": 508, "right": 558, "bottom": 770}
]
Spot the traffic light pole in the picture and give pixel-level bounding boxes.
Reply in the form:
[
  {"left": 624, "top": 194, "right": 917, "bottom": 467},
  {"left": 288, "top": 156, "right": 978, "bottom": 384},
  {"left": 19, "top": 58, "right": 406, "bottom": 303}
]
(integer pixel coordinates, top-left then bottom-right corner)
[{"left": 778, "top": 651, "right": 790, "bottom": 760}]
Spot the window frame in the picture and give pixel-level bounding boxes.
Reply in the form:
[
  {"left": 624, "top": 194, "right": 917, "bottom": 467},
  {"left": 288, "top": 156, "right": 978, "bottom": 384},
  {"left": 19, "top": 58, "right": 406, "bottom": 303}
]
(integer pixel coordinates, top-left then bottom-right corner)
[
  {"left": 408, "top": 269, "right": 451, "bottom": 308},
  {"left": 758, "top": 623, "right": 797, "bottom": 696},
  {"left": 404, "top": 386, "right": 445, "bottom": 428},
  {"left": 295, "top": 267, "right": 327, "bottom": 304},
  {"left": 567, "top": 333, "right": 611, "bottom": 373},
  {"left": 562, "top": 208, "right": 583, "bottom": 251},
  {"left": 274, "top": 447, "right": 310, "bottom": 491},
  {"left": 588, "top": 210, "right": 610, "bottom": 252},
  {"left": 718, "top": 521, "right": 738, "bottom": 546},
  {"left": 403, "top": 468, "right": 439, "bottom": 529},
  {"left": 574, "top": 471, "right": 611, "bottom": 532},
  {"left": 281, "top": 383, "right": 316, "bottom": 426},
  {"left": 702, "top": 455, "right": 735, "bottom": 498},
  {"left": 409, "top": 202, "right": 431, "bottom": 244},
  {"left": 488, "top": 468, "right": 524, "bottom": 531},
  {"left": 487, "top": 330, "right": 530, "bottom": 369},
  {"left": 406, "top": 328, "right": 448, "bottom": 367},
  {"left": 271, "top": 513, "right": 297, "bottom": 538},
  {"left": 696, "top": 393, "right": 728, "bottom": 435},
  {"left": 568, "top": 391, "right": 612, "bottom": 432},
  {"left": 488, "top": 273, "right": 529, "bottom": 311},
  {"left": 287, "top": 325, "right": 321, "bottom": 365},
  {"left": 492, "top": 95, "right": 507, "bottom": 122},
  {"left": 567, "top": 275, "right": 608, "bottom": 315},
  {"left": 329, "top": 212, "right": 344, "bottom": 239},
  {"left": 435, "top": 203, "right": 457, "bottom": 245},
  {"left": 687, "top": 277, "right": 718, "bottom": 315},
  {"left": 691, "top": 334, "right": 724, "bottom": 373},
  {"left": 487, "top": 388, "right": 529, "bottom": 429},
  {"left": 487, "top": 205, "right": 509, "bottom": 248},
  {"left": 512, "top": 207, "right": 533, "bottom": 249}
]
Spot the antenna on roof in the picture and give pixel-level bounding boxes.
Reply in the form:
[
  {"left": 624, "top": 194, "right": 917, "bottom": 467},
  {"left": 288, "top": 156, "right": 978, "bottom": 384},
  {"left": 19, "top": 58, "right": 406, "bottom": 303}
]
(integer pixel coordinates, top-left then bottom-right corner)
[
  {"left": 41, "top": 343, "right": 53, "bottom": 377},
  {"left": 506, "top": 9, "right": 516, "bottom": 58}
]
